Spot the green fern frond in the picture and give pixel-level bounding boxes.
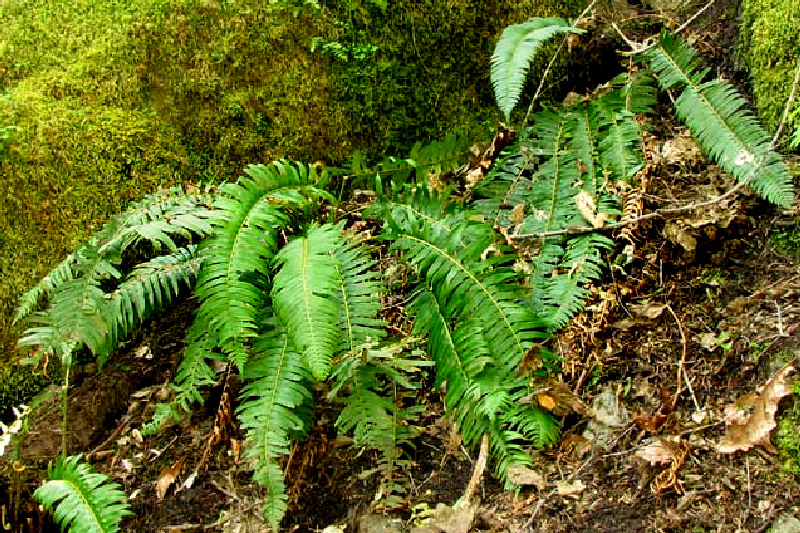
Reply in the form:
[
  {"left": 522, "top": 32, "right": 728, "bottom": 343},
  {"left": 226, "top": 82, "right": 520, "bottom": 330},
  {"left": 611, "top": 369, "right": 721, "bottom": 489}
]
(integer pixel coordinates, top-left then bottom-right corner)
[
  {"left": 596, "top": 109, "right": 643, "bottom": 183},
  {"left": 491, "top": 18, "right": 584, "bottom": 122},
  {"left": 538, "top": 233, "right": 612, "bottom": 329},
  {"left": 192, "top": 162, "right": 328, "bottom": 373},
  {"left": 517, "top": 110, "right": 583, "bottom": 235},
  {"left": 172, "top": 320, "right": 219, "bottom": 415},
  {"left": 646, "top": 31, "right": 794, "bottom": 207},
  {"left": 34, "top": 455, "right": 131, "bottom": 533},
  {"left": 334, "top": 241, "right": 387, "bottom": 354},
  {"left": 272, "top": 224, "right": 343, "bottom": 380},
  {"left": 16, "top": 184, "right": 217, "bottom": 366},
  {"left": 13, "top": 254, "right": 76, "bottom": 325},
  {"left": 111, "top": 245, "right": 201, "bottom": 346},
  {"left": 389, "top": 217, "right": 546, "bottom": 377},
  {"left": 237, "top": 321, "right": 314, "bottom": 530},
  {"left": 331, "top": 343, "right": 429, "bottom": 502}
]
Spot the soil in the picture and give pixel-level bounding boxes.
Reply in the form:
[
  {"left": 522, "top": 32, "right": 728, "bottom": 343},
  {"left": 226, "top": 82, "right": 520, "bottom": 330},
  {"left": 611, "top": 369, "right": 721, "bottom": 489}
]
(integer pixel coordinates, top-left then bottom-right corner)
[{"left": 3, "top": 5, "right": 800, "bottom": 533}]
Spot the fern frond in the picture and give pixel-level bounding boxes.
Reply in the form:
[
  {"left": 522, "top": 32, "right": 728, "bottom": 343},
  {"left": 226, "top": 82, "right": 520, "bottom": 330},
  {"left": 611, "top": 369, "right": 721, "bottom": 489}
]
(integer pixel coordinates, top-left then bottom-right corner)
[
  {"left": 110, "top": 245, "right": 201, "bottom": 347},
  {"left": 646, "top": 31, "right": 794, "bottom": 207},
  {"left": 237, "top": 321, "right": 314, "bottom": 530},
  {"left": 272, "top": 224, "right": 343, "bottom": 380},
  {"left": 16, "top": 184, "right": 217, "bottom": 366},
  {"left": 388, "top": 216, "right": 547, "bottom": 378},
  {"left": 13, "top": 254, "right": 76, "bottom": 325},
  {"left": 172, "top": 319, "right": 218, "bottom": 415},
  {"left": 34, "top": 455, "right": 131, "bottom": 533},
  {"left": 596, "top": 109, "right": 643, "bottom": 183},
  {"left": 192, "top": 162, "right": 328, "bottom": 373},
  {"left": 331, "top": 342, "right": 429, "bottom": 508},
  {"left": 491, "top": 18, "right": 584, "bottom": 122},
  {"left": 334, "top": 241, "right": 387, "bottom": 354},
  {"left": 517, "top": 110, "right": 583, "bottom": 235},
  {"left": 18, "top": 243, "right": 116, "bottom": 364},
  {"left": 539, "top": 233, "right": 612, "bottom": 329}
]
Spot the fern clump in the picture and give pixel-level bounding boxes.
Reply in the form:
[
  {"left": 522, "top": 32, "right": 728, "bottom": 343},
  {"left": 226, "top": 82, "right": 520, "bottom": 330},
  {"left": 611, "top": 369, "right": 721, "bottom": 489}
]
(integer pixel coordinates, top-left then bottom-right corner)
[{"left": 11, "top": 17, "right": 798, "bottom": 532}]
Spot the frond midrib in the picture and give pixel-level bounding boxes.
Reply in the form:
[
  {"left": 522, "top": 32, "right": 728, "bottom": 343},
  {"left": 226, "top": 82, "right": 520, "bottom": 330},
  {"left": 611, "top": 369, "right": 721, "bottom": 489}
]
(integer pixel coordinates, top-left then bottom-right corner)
[{"left": 402, "top": 234, "right": 526, "bottom": 358}]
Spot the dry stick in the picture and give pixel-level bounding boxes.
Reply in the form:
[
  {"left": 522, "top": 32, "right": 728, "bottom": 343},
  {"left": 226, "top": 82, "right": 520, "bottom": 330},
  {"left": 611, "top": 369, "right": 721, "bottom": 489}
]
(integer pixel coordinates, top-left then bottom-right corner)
[
  {"left": 667, "top": 305, "right": 701, "bottom": 413},
  {"left": 459, "top": 431, "right": 489, "bottom": 506},
  {"left": 521, "top": 0, "right": 598, "bottom": 128},
  {"left": 674, "top": 0, "right": 716, "bottom": 34}
]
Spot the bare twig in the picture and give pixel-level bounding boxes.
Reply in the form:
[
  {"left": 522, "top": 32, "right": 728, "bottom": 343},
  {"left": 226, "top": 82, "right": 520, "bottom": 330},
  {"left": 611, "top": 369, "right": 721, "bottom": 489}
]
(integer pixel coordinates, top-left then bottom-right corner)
[
  {"left": 674, "top": 0, "right": 716, "bottom": 34},
  {"left": 772, "top": 57, "right": 800, "bottom": 146},
  {"left": 459, "top": 431, "right": 489, "bottom": 506},
  {"left": 667, "top": 305, "right": 700, "bottom": 413},
  {"left": 521, "top": 0, "right": 598, "bottom": 128}
]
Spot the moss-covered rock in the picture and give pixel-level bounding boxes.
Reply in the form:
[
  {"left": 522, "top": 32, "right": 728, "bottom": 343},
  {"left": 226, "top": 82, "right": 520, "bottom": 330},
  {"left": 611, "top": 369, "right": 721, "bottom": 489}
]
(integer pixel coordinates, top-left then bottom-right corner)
[
  {"left": 739, "top": 0, "right": 800, "bottom": 138},
  {"left": 0, "top": 363, "right": 48, "bottom": 423},
  {"left": 1, "top": 0, "right": 610, "bottom": 361}
]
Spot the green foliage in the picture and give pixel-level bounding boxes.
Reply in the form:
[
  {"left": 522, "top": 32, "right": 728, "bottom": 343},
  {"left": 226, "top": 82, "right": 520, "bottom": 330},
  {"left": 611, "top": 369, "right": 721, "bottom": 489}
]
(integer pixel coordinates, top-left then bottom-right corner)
[
  {"left": 13, "top": 185, "right": 215, "bottom": 367},
  {"left": 33, "top": 454, "right": 132, "bottom": 533},
  {"left": 11, "top": 12, "right": 799, "bottom": 533},
  {"left": 739, "top": 0, "right": 800, "bottom": 138},
  {"left": 646, "top": 31, "right": 794, "bottom": 208},
  {"left": 237, "top": 320, "right": 315, "bottom": 530},
  {"left": 330, "top": 340, "right": 431, "bottom": 509},
  {"left": 491, "top": 18, "right": 584, "bottom": 122}
]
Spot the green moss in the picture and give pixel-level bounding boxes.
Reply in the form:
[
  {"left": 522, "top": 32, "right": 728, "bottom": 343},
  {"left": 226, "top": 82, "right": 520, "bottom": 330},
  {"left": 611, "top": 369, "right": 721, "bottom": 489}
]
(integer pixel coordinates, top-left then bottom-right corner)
[
  {"left": 776, "top": 381, "right": 800, "bottom": 479},
  {"left": 0, "top": 363, "right": 49, "bottom": 423},
  {"left": 739, "top": 0, "right": 800, "bottom": 137}
]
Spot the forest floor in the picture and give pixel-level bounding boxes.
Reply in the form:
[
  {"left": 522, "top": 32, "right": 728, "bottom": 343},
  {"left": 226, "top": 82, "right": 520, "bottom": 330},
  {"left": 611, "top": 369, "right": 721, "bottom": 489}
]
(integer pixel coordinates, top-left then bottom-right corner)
[{"left": 3, "top": 10, "right": 800, "bottom": 533}]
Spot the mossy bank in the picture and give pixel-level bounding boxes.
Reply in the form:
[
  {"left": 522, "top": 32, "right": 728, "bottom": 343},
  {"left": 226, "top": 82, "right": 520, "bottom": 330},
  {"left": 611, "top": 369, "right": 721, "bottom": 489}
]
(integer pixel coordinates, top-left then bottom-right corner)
[
  {"left": 738, "top": 0, "right": 800, "bottom": 140},
  {"left": 0, "top": 0, "right": 602, "bottom": 409}
]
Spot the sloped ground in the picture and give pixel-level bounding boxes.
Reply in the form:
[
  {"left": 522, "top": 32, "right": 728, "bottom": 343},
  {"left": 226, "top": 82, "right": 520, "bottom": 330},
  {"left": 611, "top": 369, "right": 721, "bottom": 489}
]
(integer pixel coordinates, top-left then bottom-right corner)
[
  {"left": 3, "top": 3, "right": 800, "bottom": 532},
  {"left": 3, "top": 139, "right": 800, "bottom": 533}
]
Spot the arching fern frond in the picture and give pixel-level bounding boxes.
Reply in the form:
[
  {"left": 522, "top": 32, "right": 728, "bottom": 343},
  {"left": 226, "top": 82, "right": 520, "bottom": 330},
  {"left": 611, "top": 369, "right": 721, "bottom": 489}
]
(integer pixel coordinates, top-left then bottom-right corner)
[
  {"left": 334, "top": 240, "right": 386, "bottom": 354},
  {"left": 330, "top": 341, "right": 429, "bottom": 509},
  {"left": 272, "top": 223, "right": 343, "bottom": 380},
  {"left": 237, "top": 321, "right": 314, "bottom": 530},
  {"left": 646, "top": 31, "right": 794, "bottom": 207},
  {"left": 15, "top": 184, "right": 216, "bottom": 366},
  {"left": 491, "top": 18, "right": 584, "bottom": 122},
  {"left": 110, "top": 245, "right": 201, "bottom": 348},
  {"left": 34, "top": 455, "right": 131, "bottom": 533},
  {"left": 537, "top": 233, "right": 613, "bottom": 329},
  {"left": 192, "top": 161, "right": 330, "bottom": 373}
]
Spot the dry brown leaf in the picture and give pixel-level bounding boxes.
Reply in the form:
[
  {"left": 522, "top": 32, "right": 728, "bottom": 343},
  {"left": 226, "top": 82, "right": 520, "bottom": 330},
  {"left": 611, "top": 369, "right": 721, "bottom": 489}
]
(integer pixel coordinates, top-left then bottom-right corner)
[
  {"left": 630, "top": 302, "right": 666, "bottom": 319},
  {"left": 636, "top": 438, "right": 677, "bottom": 464},
  {"left": 522, "top": 379, "right": 586, "bottom": 417},
  {"left": 575, "top": 190, "right": 608, "bottom": 229},
  {"left": 556, "top": 479, "right": 585, "bottom": 498},
  {"left": 412, "top": 503, "right": 476, "bottom": 533},
  {"left": 507, "top": 464, "right": 547, "bottom": 490},
  {"left": 509, "top": 203, "right": 525, "bottom": 227},
  {"left": 155, "top": 457, "right": 186, "bottom": 500},
  {"left": 717, "top": 359, "right": 797, "bottom": 454}
]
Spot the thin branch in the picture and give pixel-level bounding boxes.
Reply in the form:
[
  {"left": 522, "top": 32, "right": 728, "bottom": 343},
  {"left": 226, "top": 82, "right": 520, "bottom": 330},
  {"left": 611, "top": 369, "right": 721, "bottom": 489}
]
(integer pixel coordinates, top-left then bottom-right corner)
[
  {"left": 772, "top": 57, "right": 800, "bottom": 146},
  {"left": 674, "top": 0, "right": 716, "bottom": 34},
  {"left": 509, "top": 159, "right": 761, "bottom": 240},
  {"left": 459, "top": 431, "right": 489, "bottom": 506},
  {"left": 521, "top": 0, "right": 598, "bottom": 128}
]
